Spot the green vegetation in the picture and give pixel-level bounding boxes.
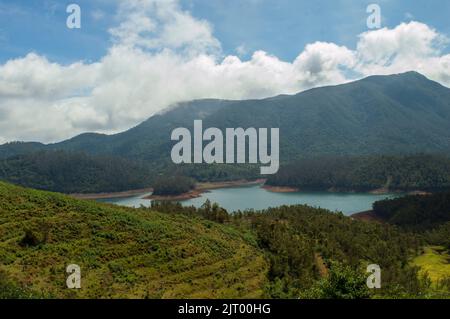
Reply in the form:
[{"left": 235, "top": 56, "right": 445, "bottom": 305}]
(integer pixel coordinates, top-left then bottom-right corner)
[
  {"left": 372, "top": 192, "right": 450, "bottom": 232},
  {"left": 4, "top": 151, "right": 450, "bottom": 197},
  {"left": 0, "top": 151, "right": 153, "bottom": 194},
  {"left": 3, "top": 72, "right": 450, "bottom": 189},
  {"left": 237, "top": 206, "right": 429, "bottom": 298},
  {"left": 0, "top": 270, "right": 44, "bottom": 299},
  {"left": 152, "top": 175, "right": 195, "bottom": 196},
  {"left": 412, "top": 246, "right": 450, "bottom": 284},
  {"left": 180, "top": 163, "right": 259, "bottom": 183},
  {"left": 371, "top": 193, "right": 450, "bottom": 297},
  {"left": 267, "top": 155, "right": 450, "bottom": 192},
  {"left": 151, "top": 200, "right": 230, "bottom": 225},
  {"left": 0, "top": 182, "right": 267, "bottom": 298},
  {"left": 300, "top": 262, "right": 371, "bottom": 299},
  {"left": 1, "top": 181, "right": 449, "bottom": 299},
  {"left": 149, "top": 201, "right": 449, "bottom": 298}
]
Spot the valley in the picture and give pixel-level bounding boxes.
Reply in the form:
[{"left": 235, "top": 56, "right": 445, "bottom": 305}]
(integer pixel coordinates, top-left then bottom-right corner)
[
  {"left": 100, "top": 183, "right": 400, "bottom": 215},
  {"left": 1, "top": 72, "right": 450, "bottom": 299},
  {"left": 1, "top": 181, "right": 449, "bottom": 299}
]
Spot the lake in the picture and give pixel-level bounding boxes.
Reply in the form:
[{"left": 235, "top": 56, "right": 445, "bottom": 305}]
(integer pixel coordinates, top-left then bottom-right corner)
[{"left": 98, "top": 185, "right": 400, "bottom": 215}]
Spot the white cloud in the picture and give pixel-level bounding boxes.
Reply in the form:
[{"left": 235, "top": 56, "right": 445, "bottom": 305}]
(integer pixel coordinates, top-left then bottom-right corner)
[
  {"left": 293, "top": 42, "right": 356, "bottom": 87},
  {"left": 109, "top": 0, "right": 221, "bottom": 56},
  {"left": 0, "top": 0, "right": 450, "bottom": 144},
  {"left": 355, "top": 22, "right": 450, "bottom": 84}
]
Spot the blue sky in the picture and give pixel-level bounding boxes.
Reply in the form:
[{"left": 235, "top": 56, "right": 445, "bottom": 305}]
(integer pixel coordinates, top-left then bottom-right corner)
[{"left": 1, "top": 0, "right": 450, "bottom": 64}]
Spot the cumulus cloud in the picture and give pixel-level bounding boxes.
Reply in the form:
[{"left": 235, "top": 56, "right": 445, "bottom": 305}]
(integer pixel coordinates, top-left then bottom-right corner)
[
  {"left": 109, "top": 0, "right": 221, "bottom": 55},
  {"left": 356, "top": 22, "right": 449, "bottom": 76},
  {"left": 0, "top": 0, "right": 450, "bottom": 144}
]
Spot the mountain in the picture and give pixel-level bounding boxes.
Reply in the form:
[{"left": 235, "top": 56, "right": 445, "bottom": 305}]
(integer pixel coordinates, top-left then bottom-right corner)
[
  {"left": 0, "top": 142, "right": 47, "bottom": 159},
  {"left": 2, "top": 71, "right": 450, "bottom": 169}
]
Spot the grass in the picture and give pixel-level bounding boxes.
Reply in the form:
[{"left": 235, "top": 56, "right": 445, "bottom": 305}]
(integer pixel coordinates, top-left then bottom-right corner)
[
  {"left": 0, "top": 182, "right": 268, "bottom": 298},
  {"left": 412, "top": 246, "right": 450, "bottom": 284}
]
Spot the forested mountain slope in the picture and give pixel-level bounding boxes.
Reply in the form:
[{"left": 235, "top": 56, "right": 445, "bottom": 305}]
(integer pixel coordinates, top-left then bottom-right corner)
[{"left": 2, "top": 72, "right": 450, "bottom": 163}]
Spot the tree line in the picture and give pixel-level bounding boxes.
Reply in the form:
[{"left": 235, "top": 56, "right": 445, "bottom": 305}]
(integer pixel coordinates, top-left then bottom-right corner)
[
  {"left": 150, "top": 200, "right": 449, "bottom": 298},
  {"left": 0, "top": 151, "right": 153, "bottom": 194},
  {"left": 266, "top": 154, "right": 450, "bottom": 192},
  {"left": 373, "top": 192, "right": 450, "bottom": 251}
]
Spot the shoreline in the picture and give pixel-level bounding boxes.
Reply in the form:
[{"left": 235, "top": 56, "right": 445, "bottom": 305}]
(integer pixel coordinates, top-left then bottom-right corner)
[
  {"left": 264, "top": 184, "right": 433, "bottom": 196},
  {"left": 147, "top": 189, "right": 204, "bottom": 201},
  {"left": 262, "top": 185, "right": 300, "bottom": 193},
  {"left": 197, "top": 179, "right": 266, "bottom": 191},
  {"left": 146, "top": 179, "right": 266, "bottom": 201},
  {"left": 70, "top": 181, "right": 433, "bottom": 202},
  {"left": 70, "top": 188, "right": 153, "bottom": 200},
  {"left": 351, "top": 210, "right": 385, "bottom": 222}
]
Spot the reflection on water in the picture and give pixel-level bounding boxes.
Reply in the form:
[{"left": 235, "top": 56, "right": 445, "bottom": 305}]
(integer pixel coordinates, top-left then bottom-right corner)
[{"left": 98, "top": 185, "right": 401, "bottom": 216}]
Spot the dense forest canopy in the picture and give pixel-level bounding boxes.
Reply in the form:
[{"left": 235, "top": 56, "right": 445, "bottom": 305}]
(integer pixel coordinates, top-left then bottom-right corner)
[
  {"left": 0, "top": 151, "right": 153, "bottom": 194},
  {"left": 151, "top": 200, "right": 450, "bottom": 298},
  {"left": 152, "top": 175, "right": 196, "bottom": 196},
  {"left": 266, "top": 155, "right": 450, "bottom": 192},
  {"left": 2, "top": 73, "right": 450, "bottom": 193},
  {"left": 3, "top": 152, "right": 450, "bottom": 195},
  {"left": 2, "top": 73, "right": 450, "bottom": 166},
  {"left": 373, "top": 192, "right": 450, "bottom": 234}
]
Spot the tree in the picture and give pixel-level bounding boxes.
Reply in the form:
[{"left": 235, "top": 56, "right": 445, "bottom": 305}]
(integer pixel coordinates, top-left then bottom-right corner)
[{"left": 301, "top": 262, "right": 370, "bottom": 299}]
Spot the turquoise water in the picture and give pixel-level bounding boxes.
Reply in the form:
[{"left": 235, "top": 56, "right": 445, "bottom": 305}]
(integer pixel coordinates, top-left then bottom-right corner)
[{"left": 98, "top": 185, "right": 400, "bottom": 215}]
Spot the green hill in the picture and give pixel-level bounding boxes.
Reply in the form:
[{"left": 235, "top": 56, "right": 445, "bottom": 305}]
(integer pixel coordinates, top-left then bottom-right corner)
[
  {"left": 0, "top": 151, "right": 154, "bottom": 194},
  {"left": 0, "top": 182, "right": 267, "bottom": 298},
  {"left": 266, "top": 154, "right": 450, "bottom": 192},
  {"left": 3, "top": 71, "right": 450, "bottom": 190},
  {"left": 373, "top": 192, "right": 450, "bottom": 233},
  {"left": 2, "top": 72, "right": 450, "bottom": 165},
  {"left": 1, "top": 182, "right": 449, "bottom": 299}
]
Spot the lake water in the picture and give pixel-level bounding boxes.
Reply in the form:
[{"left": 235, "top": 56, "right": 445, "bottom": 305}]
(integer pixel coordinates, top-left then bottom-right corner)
[{"left": 99, "top": 185, "right": 400, "bottom": 215}]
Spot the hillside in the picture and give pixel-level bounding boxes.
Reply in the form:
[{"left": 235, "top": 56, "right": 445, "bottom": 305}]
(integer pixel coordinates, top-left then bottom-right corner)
[
  {"left": 0, "top": 182, "right": 267, "bottom": 298},
  {"left": 372, "top": 192, "right": 450, "bottom": 233},
  {"left": 2, "top": 72, "right": 450, "bottom": 166},
  {"left": 0, "top": 151, "right": 154, "bottom": 194},
  {"left": 370, "top": 192, "right": 450, "bottom": 291},
  {"left": 1, "top": 182, "right": 449, "bottom": 299},
  {"left": 152, "top": 200, "right": 450, "bottom": 298},
  {"left": 266, "top": 154, "right": 450, "bottom": 192}
]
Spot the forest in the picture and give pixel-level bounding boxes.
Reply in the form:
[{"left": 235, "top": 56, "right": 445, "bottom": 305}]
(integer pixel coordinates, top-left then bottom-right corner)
[
  {"left": 266, "top": 154, "right": 450, "bottom": 192},
  {"left": 152, "top": 175, "right": 196, "bottom": 196},
  {"left": 372, "top": 192, "right": 450, "bottom": 250},
  {"left": 3, "top": 151, "right": 450, "bottom": 201},
  {"left": 0, "top": 148, "right": 262, "bottom": 194},
  {"left": 0, "top": 151, "right": 153, "bottom": 194},
  {"left": 1, "top": 181, "right": 449, "bottom": 299},
  {"left": 151, "top": 199, "right": 450, "bottom": 298}
]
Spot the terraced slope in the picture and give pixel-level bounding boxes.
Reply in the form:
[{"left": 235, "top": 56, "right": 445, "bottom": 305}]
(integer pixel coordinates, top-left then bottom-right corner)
[{"left": 0, "top": 182, "right": 267, "bottom": 298}]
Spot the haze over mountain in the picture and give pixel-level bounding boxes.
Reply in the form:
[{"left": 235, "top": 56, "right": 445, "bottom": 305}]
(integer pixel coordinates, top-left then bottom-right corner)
[{"left": 2, "top": 72, "right": 450, "bottom": 165}]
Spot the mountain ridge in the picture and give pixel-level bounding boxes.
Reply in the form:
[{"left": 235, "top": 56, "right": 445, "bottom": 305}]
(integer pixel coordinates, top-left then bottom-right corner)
[{"left": 2, "top": 71, "right": 450, "bottom": 165}]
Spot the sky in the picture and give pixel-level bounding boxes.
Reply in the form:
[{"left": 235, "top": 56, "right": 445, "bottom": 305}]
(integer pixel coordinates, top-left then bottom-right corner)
[{"left": 0, "top": 0, "right": 450, "bottom": 143}]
